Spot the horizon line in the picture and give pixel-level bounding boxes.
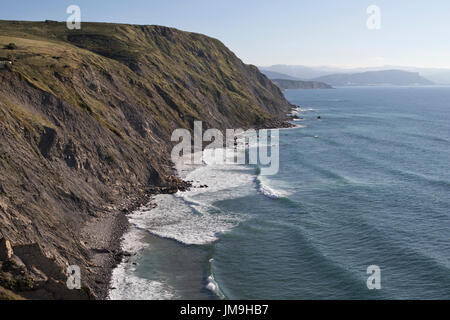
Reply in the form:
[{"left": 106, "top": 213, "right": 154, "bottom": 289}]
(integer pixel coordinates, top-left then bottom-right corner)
[{"left": 258, "top": 64, "right": 450, "bottom": 71}]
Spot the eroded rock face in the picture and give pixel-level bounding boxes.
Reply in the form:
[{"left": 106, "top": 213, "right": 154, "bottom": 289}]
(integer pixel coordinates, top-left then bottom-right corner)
[
  {"left": 0, "top": 241, "right": 94, "bottom": 300},
  {"left": 13, "top": 243, "right": 65, "bottom": 281},
  {"left": 38, "top": 126, "right": 58, "bottom": 159},
  {"left": 23, "top": 277, "right": 93, "bottom": 300}
]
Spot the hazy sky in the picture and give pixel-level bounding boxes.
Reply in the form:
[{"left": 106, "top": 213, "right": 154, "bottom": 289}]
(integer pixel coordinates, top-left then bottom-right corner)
[{"left": 2, "top": 0, "right": 450, "bottom": 68}]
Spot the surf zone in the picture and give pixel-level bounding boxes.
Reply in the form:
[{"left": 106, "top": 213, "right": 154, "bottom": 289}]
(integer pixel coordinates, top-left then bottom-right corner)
[{"left": 171, "top": 121, "right": 280, "bottom": 175}]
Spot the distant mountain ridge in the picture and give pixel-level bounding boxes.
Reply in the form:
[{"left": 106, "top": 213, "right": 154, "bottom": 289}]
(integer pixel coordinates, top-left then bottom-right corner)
[
  {"left": 259, "top": 70, "right": 301, "bottom": 80},
  {"left": 312, "top": 70, "right": 434, "bottom": 86},
  {"left": 260, "top": 65, "right": 335, "bottom": 79},
  {"left": 260, "top": 64, "right": 450, "bottom": 84},
  {"left": 258, "top": 70, "right": 332, "bottom": 89},
  {"left": 271, "top": 79, "right": 332, "bottom": 90}
]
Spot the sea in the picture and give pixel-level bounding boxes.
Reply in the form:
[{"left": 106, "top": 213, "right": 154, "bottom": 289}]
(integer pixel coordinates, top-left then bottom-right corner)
[{"left": 109, "top": 86, "right": 450, "bottom": 300}]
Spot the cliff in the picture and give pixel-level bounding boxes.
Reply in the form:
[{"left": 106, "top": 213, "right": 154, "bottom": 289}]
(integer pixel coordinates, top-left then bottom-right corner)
[{"left": 0, "top": 20, "right": 292, "bottom": 299}]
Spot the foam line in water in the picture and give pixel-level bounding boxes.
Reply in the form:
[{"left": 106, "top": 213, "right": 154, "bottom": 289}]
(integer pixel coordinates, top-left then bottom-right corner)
[
  {"left": 109, "top": 261, "right": 176, "bottom": 300},
  {"left": 206, "top": 259, "right": 226, "bottom": 299}
]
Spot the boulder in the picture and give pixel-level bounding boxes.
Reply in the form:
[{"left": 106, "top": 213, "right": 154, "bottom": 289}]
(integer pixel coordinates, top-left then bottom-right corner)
[{"left": 0, "top": 238, "right": 14, "bottom": 261}]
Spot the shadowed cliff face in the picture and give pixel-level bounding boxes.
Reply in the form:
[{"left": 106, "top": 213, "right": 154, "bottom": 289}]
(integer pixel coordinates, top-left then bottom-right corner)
[{"left": 0, "top": 21, "right": 291, "bottom": 298}]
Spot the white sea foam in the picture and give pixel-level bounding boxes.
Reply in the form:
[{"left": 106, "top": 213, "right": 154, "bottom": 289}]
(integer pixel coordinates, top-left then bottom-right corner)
[
  {"left": 299, "top": 107, "right": 316, "bottom": 112},
  {"left": 128, "top": 194, "right": 242, "bottom": 245},
  {"left": 258, "top": 183, "right": 282, "bottom": 199},
  {"left": 256, "top": 175, "right": 290, "bottom": 199},
  {"left": 206, "top": 258, "right": 226, "bottom": 299},
  {"left": 206, "top": 276, "right": 217, "bottom": 293},
  {"left": 127, "top": 145, "right": 255, "bottom": 246},
  {"left": 109, "top": 147, "right": 255, "bottom": 298},
  {"left": 289, "top": 107, "right": 300, "bottom": 115},
  {"left": 181, "top": 165, "right": 254, "bottom": 197},
  {"left": 109, "top": 260, "right": 176, "bottom": 300},
  {"left": 119, "top": 227, "right": 148, "bottom": 253},
  {"left": 290, "top": 106, "right": 317, "bottom": 113},
  {"left": 103, "top": 143, "right": 247, "bottom": 248},
  {"left": 108, "top": 224, "right": 178, "bottom": 300}
]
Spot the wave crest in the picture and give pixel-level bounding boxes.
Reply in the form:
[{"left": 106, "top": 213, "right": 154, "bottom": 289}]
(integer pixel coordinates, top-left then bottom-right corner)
[{"left": 255, "top": 175, "right": 289, "bottom": 200}]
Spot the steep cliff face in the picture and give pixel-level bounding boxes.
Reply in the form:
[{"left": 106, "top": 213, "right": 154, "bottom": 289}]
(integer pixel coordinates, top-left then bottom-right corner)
[{"left": 0, "top": 21, "right": 291, "bottom": 298}]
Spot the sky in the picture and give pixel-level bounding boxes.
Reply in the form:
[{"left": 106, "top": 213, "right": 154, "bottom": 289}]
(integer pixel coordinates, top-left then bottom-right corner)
[{"left": 1, "top": 0, "right": 450, "bottom": 68}]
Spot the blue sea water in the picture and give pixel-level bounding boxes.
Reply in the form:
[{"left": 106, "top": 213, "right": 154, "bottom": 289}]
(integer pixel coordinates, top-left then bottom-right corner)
[{"left": 110, "top": 86, "right": 450, "bottom": 300}]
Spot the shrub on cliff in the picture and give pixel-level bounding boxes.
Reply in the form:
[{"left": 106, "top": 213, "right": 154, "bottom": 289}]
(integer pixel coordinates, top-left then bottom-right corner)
[{"left": 5, "top": 43, "right": 17, "bottom": 50}]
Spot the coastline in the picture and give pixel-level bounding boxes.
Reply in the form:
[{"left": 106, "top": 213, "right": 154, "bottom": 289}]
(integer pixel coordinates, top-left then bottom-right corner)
[
  {"left": 104, "top": 118, "right": 298, "bottom": 299},
  {"left": 84, "top": 178, "right": 192, "bottom": 299},
  {"left": 106, "top": 164, "right": 208, "bottom": 299}
]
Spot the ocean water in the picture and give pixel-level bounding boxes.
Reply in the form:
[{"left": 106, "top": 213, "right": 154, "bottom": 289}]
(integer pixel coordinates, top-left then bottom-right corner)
[{"left": 110, "top": 86, "right": 450, "bottom": 300}]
